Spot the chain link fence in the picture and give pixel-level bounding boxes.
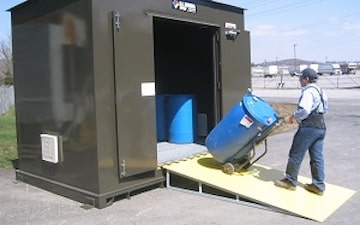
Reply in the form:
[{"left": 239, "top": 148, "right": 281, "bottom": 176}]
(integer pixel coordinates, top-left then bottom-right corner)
[
  {"left": 0, "top": 85, "right": 14, "bottom": 115},
  {"left": 252, "top": 72, "right": 360, "bottom": 89}
]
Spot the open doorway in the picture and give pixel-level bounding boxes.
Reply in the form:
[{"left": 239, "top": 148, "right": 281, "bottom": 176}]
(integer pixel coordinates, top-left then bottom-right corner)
[{"left": 153, "top": 17, "right": 221, "bottom": 149}]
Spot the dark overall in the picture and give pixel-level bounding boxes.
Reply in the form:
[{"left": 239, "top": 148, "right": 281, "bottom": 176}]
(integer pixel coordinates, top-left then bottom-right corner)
[{"left": 286, "top": 86, "right": 327, "bottom": 191}]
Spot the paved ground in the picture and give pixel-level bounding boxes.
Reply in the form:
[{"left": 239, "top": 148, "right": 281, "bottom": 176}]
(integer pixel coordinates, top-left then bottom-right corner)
[{"left": 0, "top": 87, "right": 359, "bottom": 225}]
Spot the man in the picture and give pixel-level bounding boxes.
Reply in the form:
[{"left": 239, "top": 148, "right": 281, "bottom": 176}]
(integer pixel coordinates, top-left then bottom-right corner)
[{"left": 274, "top": 68, "right": 328, "bottom": 195}]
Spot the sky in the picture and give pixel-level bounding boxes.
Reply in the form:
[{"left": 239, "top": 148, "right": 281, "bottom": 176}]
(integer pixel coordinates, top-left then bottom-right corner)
[{"left": 1, "top": 0, "right": 360, "bottom": 63}]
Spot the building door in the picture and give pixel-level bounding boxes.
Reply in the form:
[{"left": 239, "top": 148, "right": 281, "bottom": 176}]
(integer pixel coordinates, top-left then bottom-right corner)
[
  {"left": 112, "top": 11, "right": 157, "bottom": 179},
  {"left": 153, "top": 17, "right": 222, "bottom": 141}
]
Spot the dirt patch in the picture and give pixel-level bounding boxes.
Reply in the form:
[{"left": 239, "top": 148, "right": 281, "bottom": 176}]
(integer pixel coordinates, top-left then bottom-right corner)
[{"left": 269, "top": 102, "right": 298, "bottom": 135}]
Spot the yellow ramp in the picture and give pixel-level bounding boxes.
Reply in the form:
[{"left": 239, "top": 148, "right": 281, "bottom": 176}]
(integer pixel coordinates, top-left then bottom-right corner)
[{"left": 162, "top": 153, "right": 356, "bottom": 222}]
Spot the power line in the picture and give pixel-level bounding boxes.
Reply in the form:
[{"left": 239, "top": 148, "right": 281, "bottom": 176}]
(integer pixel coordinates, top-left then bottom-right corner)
[
  {"left": 280, "top": 11, "right": 360, "bottom": 31},
  {"left": 246, "top": 0, "right": 323, "bottom": 18},
  {"left": 242, "top": 0, "right": 360, "bottom": 30},
  {"left": 243, "top": 0, "right": 287, "bottom": 10},
  {"left": 239, "top": 0, "right": 274, "bottom": 8}
]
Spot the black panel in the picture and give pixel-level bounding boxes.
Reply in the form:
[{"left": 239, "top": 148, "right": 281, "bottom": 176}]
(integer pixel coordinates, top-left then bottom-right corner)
[{"left": 153, "top": 17, "right": 219, "bottom": 137}]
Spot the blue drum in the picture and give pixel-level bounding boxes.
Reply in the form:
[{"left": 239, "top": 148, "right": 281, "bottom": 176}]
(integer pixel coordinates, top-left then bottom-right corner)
[
  {"left": 205, "top": 94, "right": 278, "bottom": 164},
  {"left": 168, "top": 95, "right": 196, "bottom": 144},
  {"left": 156, "top": 95, "right": 167, "bottom": 142}
]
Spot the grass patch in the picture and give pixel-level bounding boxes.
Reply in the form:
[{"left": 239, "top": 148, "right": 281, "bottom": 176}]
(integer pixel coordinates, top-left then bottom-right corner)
[
  {"left": 0, "top": 107, "right": 18, "bottom": 168},
  {"left": 270, "top": 102, "right": 298, "bottom": 135}
]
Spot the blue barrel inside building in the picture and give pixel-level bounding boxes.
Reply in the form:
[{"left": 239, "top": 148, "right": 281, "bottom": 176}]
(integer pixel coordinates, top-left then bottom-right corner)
[
  {"left": 156, "top": 95, "right": 167, "bottom": 142},
  {"left": 205, "top": 94, "right": 278, "bottom": 164},
  {"left": 168, "top": 95, "right": 196, "bottom": 144}
]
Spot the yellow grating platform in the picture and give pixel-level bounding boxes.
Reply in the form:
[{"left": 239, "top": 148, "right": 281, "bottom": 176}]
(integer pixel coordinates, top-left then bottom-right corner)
[{"left": 161, "top": 153, "right": 356, "bottom": 222}]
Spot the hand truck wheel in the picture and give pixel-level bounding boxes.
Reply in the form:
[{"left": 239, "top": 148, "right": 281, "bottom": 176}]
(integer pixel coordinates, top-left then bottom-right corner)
[{"left": 223, "top": 162, "right": 235, "bottom": 174}]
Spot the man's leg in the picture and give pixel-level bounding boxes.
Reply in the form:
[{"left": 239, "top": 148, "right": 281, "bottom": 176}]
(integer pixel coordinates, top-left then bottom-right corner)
[
  {"left": 285, "top": 127, "right": 313, "bottom": 185},
  {"left": 308, "top": 129, "right": 326, "bottom": 191}
]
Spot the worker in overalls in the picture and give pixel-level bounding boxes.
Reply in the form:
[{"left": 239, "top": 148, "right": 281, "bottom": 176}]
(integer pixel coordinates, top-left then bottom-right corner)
[{"left": 275, "top": 68, "right": 328, "bottom": 195}]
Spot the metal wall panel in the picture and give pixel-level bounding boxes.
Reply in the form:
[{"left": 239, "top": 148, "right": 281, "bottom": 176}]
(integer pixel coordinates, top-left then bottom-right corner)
[
  {"left": 13, "top": 0, "right": 100, "bottom": 192},
  {"left": 11, "top": 0, "right": 250, "bottom": 207},
  {"left": 111, "top": 10, "right": 158, "bottom": 179}
]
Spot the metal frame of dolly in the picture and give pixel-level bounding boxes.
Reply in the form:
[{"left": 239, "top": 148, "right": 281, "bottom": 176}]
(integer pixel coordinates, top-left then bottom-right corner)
[{"left": 222, "top": 118, "right": 284, "bottom": 175}]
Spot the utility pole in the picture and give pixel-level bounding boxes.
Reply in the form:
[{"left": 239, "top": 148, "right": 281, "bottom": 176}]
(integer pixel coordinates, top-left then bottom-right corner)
[
  {"left": 278, "top": 56, "right": 284, "bottom": 89},
  {"left": 293, "top": 43, "right": 297, "bottom": 72}
]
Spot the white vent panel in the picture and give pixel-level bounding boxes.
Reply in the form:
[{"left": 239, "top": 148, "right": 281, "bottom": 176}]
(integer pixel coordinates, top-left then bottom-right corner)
[{"left": 40, "top": 134, "right": 59, "bottom": 163}]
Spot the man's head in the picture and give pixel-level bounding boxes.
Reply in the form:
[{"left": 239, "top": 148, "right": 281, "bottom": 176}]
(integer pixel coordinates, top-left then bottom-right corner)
[{"left": 299, "top": 68, "right": 318, "bottom": 86}]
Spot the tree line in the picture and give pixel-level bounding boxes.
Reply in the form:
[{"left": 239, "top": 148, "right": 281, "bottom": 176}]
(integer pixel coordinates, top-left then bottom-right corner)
[{"left": 0, "top": 36, "right": 13, "bottom": 85}]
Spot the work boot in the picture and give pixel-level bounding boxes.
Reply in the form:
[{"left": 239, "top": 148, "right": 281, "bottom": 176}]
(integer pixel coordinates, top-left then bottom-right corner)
[
  {"left": 274, "top": 178, "right": 296, "bottom": 190},
  {"left": 304, "top": 184, "right": 324, "bottom": 196}
]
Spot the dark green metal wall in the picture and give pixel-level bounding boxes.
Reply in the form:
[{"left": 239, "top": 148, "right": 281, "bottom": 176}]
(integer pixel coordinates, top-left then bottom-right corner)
[{"left": 11, "top": 0, "right": 251, "bottom": 208}]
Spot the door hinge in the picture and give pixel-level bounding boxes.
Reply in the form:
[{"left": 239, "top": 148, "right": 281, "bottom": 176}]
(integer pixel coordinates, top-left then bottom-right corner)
[
  {"left": 113, "top": 11, "right": 121, "bottom": 32},
  {"left": 120, "top": 159, "right": 126, "bottom": 177},
  {"left": 215, "top": 31, "right": 220, "bottom": 43},
  {"left": 217, "top": 81, "right": 221, "bottom": 90}
]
